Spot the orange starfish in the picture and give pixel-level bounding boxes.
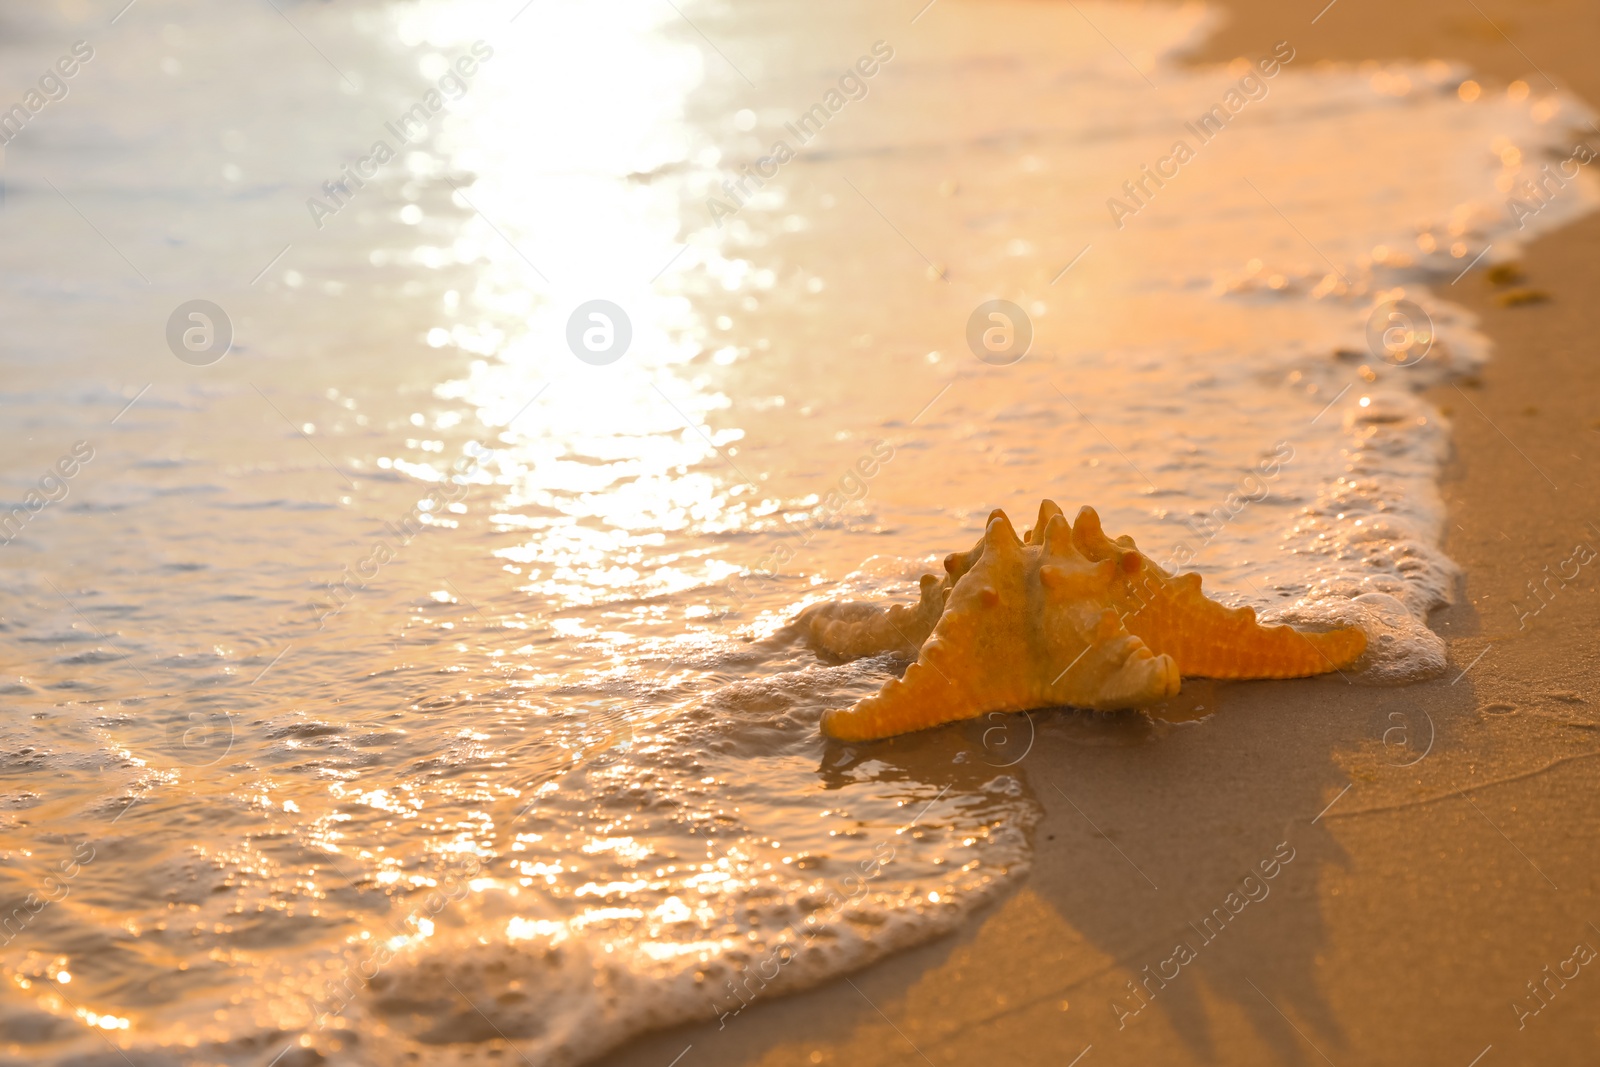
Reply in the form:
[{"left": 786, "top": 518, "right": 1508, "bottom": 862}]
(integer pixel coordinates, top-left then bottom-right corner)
[
  {"left": 810, "top": 501, "right": 1368, "bottom": 741},
  {"left": 819, "top": 509, "right": 1180, "bottom": 741}
]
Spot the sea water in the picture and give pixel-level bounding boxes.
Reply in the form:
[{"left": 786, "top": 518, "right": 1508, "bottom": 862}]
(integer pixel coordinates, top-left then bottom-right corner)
[{"left": 0, "top": 0, "right": 1593, "bottom": 1063}]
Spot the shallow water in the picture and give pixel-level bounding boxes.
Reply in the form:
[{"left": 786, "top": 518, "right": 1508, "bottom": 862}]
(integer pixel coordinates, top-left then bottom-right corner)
[{"left": 0, "top": 0, "right": 1594, "bottom": 1063}]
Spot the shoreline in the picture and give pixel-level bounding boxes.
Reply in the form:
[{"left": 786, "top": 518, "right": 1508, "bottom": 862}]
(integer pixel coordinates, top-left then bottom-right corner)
[{"left": 597, "top": 1, "right": 1600, "bottom": 1064}]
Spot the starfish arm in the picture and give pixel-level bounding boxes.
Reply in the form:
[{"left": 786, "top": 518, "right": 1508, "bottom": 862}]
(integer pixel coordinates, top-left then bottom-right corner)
[
  {"left": 1070, "top": 505, "right": 1368, "bottom": 678},
  {"left": 1121, "top": 591, "right": 1367, "bottom": 678},
  {"left": 794, "top": 572, "right": 948, "bottom": 661}
]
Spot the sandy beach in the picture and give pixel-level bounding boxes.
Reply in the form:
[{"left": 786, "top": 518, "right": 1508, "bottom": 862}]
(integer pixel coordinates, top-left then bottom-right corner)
[{"left": 597, "top": 2, "right": 1600, "bottom": 1065}]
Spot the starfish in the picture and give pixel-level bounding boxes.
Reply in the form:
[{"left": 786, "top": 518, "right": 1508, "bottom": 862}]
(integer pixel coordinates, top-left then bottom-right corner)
[
  {"left": 808, "top": 501, "right": 1368, "bottom": 742},
  {"left": 818, "top": 509, "right": 1180, "bottom": 741}
]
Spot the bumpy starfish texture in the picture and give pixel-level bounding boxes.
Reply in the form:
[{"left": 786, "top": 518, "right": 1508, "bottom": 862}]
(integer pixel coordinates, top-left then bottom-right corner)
[
  {"left": 819, "top": 511, "right": 1180, "bottom": 742},
  {"left": 793, "top": 572, "right": 948, "bottom": 661},
  {"left": 1063, "top": 504, "right": 1368, "bottom": 679},
  {"left": 810, "top": 500, "right": 1368, "bottom": 741}
]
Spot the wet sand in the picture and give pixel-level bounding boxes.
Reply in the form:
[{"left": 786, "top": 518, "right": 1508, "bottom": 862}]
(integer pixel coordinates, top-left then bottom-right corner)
[{"left": 597, "top": 1, "right": 1600, "bottom": 1064}]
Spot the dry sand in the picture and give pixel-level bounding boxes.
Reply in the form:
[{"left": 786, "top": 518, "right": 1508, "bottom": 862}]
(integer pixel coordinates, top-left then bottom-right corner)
[{"left": 598, "top": 2, "right": 1600, "bottom": 1063}]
